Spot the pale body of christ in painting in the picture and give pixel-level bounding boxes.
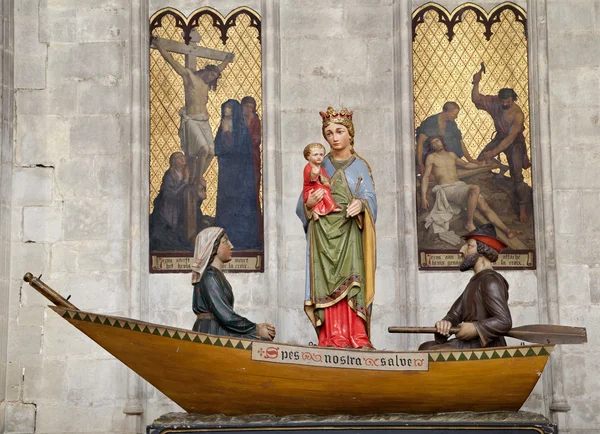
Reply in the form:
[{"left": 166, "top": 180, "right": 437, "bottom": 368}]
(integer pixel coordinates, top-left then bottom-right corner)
[
  {"left": 152, "top": 31, "right": 234, "bottom": 186},
  {"left": 151, "top": 30, "right": 234, "bottom": 245}
]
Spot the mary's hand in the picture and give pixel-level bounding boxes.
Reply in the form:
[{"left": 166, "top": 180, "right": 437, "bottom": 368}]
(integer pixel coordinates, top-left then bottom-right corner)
[
  {"left": 346, "top": 199, "right": 362, "bottom": 217},
  {"left": 306, "top": 188, "right": 324, "bottom": 209}
]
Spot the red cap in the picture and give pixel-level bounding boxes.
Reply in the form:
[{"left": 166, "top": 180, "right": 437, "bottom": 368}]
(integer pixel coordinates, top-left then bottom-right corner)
[{"left": 467, "top": 235, "right": 507, "bottom": 252}]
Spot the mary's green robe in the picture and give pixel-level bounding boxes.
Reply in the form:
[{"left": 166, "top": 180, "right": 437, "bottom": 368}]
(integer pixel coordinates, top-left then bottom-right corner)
[{"left": 296, "top": 154, "right": 377, "bottom": 335}]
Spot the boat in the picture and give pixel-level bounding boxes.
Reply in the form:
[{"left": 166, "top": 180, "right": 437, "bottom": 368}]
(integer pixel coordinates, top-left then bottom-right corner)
[{"left": 25, "top": 273, "right": 554, "bottom": 416}]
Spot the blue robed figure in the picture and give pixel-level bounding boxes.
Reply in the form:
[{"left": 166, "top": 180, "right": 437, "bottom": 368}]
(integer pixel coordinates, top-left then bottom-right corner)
[{"left": 214, "top": 99, "right": 262, "bottom": 250}]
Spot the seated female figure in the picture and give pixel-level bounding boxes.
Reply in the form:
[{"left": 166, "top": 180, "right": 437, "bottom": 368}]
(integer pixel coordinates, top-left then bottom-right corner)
[{"left": 191, "top": 227, "right": 275, "bottom": 340}]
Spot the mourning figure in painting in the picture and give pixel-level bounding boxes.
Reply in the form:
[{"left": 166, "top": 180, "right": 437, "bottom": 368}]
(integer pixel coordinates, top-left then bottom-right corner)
[
  {"left": 421, "top": 136, "right": 523, "bottom": 239},
  {"left": 191, "top": 227, "right": 275, "bottom": 340},
  {"left": 415, "top": 101, "right": 477, "bottom": 177},
  {"left": 296, "top": 107, "right": 377, "bottom": 349},
  {"left": 149, "top": 152, "right": 192, "bottom": 251},
  {"left": 419, "top": 224, "right": 512, "bottom": 350},
  {"left": 214, "top": 99, "right": 262, "bottom": 251},
  {"left": 472, "top": 70, "right": 530, "bottom": 223}
]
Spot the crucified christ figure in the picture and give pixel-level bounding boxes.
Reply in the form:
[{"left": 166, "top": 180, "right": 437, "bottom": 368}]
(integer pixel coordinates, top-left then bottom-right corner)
[{"left": 152, "top": 32, "right": 234, "bottom": 185}]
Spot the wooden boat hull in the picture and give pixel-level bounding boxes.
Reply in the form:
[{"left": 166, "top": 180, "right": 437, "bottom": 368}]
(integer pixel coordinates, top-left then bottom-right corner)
[{"left": 52, "top": 306, "right": 552, "bottom": 416}]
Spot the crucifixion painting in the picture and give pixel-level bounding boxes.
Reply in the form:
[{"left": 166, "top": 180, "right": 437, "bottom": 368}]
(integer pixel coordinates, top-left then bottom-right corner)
[{"left": 148, "top": 8, "right": 264, "bottom": 273}]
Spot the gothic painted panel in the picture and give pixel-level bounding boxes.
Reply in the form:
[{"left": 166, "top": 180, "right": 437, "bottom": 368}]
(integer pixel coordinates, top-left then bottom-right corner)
[
  {"left": 148, "top": 7, "right": 264, "bottom": 273},
  {"left": 412, "top": 2, "right": 535, "bottom": 270}
]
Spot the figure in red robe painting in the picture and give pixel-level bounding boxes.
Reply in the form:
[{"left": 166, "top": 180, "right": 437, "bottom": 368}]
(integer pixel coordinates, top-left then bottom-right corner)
[{"left": 241, "top": 96, "right": 263, "bottom": 245}]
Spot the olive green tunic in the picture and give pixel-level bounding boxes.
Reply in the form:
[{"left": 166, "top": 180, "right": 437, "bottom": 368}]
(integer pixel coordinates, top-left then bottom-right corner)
[{"left": 308, "top": 157, "right": 367, "bottom": 327}]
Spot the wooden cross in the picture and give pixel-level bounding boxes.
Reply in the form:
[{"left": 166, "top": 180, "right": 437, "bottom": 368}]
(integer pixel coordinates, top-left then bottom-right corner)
[{"left": 151, "top": 29, "right": 233, "bottom": 69}]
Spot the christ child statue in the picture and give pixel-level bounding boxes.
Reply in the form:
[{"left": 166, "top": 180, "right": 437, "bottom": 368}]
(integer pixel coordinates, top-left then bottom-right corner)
[{"left": 302, "top": 143, "right": 341, "bottom": 220}]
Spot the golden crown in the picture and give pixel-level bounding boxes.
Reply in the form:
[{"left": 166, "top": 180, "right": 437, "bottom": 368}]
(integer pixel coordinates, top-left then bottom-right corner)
[{"left": 320, "top": 106, "right": 353, "bottom": 123}]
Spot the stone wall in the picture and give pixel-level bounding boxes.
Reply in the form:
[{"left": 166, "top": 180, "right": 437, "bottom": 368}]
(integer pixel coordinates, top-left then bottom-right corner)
[
  {"left": 3, "top": 0, "right": 600, "bottom": 433},
  {"left": 6, "top": 1, "right": 132, "bottom": 432},
  {"left": 546, "top": 0, "right": 600, "bottom": 432},
  {"left": 0, "top": 0, "right": 14, "bottom": 431}
]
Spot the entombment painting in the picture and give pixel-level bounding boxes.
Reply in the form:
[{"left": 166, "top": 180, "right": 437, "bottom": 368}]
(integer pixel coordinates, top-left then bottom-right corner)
[
  {"left": 413, "top": 2, "right": 536, "bottom": 270},
  {"left": 149, "top": 7, "right": 264, "bottom": 273}
]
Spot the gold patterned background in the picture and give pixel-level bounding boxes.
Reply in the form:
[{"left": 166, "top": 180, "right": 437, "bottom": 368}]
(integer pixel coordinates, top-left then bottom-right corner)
[
  {"left": 412, "top": 2, "right": 530, "bottom": 185},
  {"left": 150, "top": 7, "right": 262, "bottom": 216}
]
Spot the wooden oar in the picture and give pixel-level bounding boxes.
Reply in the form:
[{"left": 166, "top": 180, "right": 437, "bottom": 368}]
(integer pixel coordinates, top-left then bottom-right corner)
[{"left": 388, "top": 324, "right": 587, "bottom": 345}]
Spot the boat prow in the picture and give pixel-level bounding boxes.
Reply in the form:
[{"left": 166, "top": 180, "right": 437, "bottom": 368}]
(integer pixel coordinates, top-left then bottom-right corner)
[{"left": 51, "top": 305, "right": 553, "bottom": 416}]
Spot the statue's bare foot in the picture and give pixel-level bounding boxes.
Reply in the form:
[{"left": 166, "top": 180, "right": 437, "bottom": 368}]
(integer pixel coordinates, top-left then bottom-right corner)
[
  {"left": 465, "top": 223, "right": 476, "bottom": 232},
  {"left": 507, "top": 229, "right": 524, "bottom": 239}
]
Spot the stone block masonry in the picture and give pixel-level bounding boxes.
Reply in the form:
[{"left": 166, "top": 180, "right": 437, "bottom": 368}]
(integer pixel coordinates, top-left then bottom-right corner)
[{"left": 6, "top": 1, "right": 132, "bottom": 433}]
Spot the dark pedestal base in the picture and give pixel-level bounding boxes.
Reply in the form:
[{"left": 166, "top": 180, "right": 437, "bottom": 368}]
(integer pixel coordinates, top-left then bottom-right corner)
[{"left": 147, "top": 412, "right": 556, "bottom": 434}]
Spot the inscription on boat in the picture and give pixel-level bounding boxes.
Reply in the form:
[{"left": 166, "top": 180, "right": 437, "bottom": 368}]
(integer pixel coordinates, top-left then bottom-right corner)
[{"left": 252, "top": 343, "right": 429, "bottom": 371}]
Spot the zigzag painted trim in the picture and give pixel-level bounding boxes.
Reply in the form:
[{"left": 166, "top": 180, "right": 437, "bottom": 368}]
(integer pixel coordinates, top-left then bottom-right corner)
[
  {"left": 427, "top": 345, "right": 553, "bottom": 362},
  {"left": 60, "top": 310, "right": 254, "bottom": 351},
  {"left": 59, "top": 310, "right": 553, "bottom": 361}
]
